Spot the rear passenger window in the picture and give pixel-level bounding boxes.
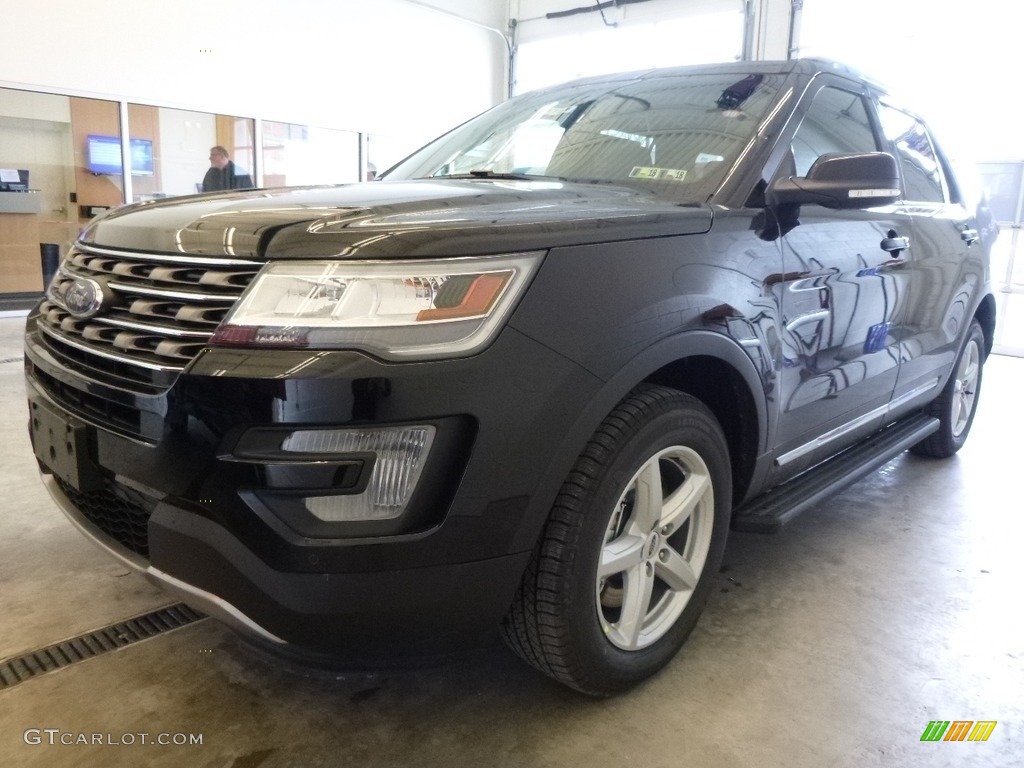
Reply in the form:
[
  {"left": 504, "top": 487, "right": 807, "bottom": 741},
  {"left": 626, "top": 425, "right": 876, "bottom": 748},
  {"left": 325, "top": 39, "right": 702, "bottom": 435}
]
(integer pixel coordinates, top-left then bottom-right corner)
[
  {"left": 878, "top": 104, "right": 947, "bottom": 203},
  {"left": 791, "top": 86, "right": 878, "bottom": 176}
]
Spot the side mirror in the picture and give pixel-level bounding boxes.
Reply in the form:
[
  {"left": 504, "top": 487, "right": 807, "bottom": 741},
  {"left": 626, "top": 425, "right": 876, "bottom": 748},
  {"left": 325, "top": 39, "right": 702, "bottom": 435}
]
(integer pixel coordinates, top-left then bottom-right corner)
[{"left": 769, "top": 152, "right": 901, "bottom": 210}]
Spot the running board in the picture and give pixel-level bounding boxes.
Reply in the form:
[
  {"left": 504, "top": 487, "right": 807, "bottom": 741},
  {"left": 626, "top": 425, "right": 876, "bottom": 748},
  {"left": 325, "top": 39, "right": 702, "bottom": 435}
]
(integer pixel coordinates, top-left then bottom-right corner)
[{"left": 731, "top": 414, "right": 940, "bottom": 534}]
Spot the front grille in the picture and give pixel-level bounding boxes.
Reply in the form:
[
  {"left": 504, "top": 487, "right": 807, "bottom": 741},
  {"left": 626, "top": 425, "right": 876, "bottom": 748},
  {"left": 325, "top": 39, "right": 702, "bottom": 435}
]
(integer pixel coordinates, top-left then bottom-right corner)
[
  {"left": 57, "top": 476, "right": 157, "bottom": 558},
  {"left": 36, "top": 243, "right": 262, "bottom": 390},
  {"left": 33, "top": 365, "right": 146, "bottom": 438}
]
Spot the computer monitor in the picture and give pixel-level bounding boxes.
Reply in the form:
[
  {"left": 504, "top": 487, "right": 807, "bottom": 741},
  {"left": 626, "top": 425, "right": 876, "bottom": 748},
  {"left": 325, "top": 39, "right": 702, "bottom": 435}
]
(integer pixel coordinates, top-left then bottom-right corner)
[
  {"left": 86, "top": 135, "right": 155, "bottom": 176},
  {"left": 86, "top": 135, "right": 122, "bottom": 175},
  {"left": 130, "top": 139, "right": 154, "bottom": 176}
]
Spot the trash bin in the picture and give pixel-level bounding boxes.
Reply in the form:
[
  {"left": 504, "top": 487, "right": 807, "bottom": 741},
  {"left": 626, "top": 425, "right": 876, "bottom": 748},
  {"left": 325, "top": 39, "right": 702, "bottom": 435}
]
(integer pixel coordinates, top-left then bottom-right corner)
[{"left": 40, "top": 243, "right": 60, "bottom": 288}]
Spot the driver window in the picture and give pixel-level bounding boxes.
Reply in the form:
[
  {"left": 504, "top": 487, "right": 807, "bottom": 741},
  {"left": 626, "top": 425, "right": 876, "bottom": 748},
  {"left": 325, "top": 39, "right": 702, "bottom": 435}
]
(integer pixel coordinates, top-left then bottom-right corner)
[{"left": 791, "top": 86, "right": 878, "bottom": 176}]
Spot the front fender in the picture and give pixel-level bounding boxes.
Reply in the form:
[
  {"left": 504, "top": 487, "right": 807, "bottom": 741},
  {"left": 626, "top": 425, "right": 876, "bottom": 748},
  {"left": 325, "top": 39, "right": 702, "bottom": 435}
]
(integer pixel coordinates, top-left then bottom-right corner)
[{"left": 508, "top": 329, "right": 771, "bottom": 552}]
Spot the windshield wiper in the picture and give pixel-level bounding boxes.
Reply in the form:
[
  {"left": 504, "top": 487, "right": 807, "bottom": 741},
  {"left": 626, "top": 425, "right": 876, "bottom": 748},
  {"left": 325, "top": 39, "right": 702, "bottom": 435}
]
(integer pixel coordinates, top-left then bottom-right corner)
[{"left": 442, "top": 170, "right": 539, "bottom": 181}]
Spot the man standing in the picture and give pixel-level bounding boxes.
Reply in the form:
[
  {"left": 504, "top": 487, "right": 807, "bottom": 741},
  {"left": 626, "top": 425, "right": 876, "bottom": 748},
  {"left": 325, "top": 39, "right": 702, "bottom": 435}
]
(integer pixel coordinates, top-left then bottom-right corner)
[{"left": 202, "top": 146, "right": 254, "bottom": 192}]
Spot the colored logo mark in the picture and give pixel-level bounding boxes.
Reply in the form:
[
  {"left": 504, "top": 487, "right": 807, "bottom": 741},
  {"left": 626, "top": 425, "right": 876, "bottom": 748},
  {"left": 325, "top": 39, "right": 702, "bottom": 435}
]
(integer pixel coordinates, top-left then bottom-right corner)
[{"left": 920, "top": 721, "right": 997, "bottom": 742}]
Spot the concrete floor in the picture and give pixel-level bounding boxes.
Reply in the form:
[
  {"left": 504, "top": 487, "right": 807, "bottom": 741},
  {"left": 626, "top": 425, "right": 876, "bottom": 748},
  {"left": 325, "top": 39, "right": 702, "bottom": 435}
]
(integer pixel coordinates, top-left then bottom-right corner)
[{"left": 0, "top": 313, "right": 1021, "bottom": 768}]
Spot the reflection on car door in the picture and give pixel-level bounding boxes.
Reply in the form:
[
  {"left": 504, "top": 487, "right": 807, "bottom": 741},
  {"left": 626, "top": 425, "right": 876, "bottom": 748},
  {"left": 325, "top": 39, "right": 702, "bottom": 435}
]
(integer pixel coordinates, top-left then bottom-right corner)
[
  {"left": 769, "top": 83, "right": 914, "bottom": 480},
  {"left": 772, "top": 206, "right": 915, "bottom": 473},
  {"left": 877, "top": 103, "right": 986, "bottom": 412}
]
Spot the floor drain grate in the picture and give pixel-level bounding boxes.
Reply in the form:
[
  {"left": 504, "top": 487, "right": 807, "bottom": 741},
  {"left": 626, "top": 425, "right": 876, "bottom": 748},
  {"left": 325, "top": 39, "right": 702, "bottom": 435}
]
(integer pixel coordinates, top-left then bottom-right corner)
[{"left": 0, "top": 603, "right": 205, "bottom": 691}]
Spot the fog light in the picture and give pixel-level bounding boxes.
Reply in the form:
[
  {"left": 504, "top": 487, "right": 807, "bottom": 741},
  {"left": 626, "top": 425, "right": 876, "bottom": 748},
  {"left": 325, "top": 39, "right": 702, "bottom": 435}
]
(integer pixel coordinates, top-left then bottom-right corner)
[{"left": 282, "top": 425, "right": 436, "bottom": 522}]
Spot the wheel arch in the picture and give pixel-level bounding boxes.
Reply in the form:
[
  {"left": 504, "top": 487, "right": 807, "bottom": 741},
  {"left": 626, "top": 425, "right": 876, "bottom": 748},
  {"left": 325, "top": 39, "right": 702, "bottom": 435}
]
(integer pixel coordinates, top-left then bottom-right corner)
[
  {"left": 511, "top": 330, "right": 770, "bottom": 552},
  {"left": 974, "top": 292, "right": 997, "bottom": 357},
  {"left": 643, "top": 353, "right": 763, "bottom": 505}
]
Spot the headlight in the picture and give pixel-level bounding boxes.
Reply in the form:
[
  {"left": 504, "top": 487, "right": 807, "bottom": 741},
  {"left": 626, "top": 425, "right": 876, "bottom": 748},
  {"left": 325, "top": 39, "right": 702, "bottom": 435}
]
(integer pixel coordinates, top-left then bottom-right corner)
[{"left": 210, "top": 252, "right": 543, "bottom": 360}]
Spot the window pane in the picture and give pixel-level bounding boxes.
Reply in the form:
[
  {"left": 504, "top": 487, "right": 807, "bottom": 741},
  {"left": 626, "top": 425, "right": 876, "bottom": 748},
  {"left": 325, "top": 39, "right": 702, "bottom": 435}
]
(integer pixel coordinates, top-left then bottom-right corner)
[
  {"left": 129, "top": 106, "right": 255, "bottom": 199},
  {"left": 0, "top": 88, "right": 119, "bottom": 299},
  {"left": 262, "top": 122, "right": 360, "bottom": 187},
  {"left": 978, "top": 162, "right": 1023, "bottom": 224},
  {"left": 369, "top": 133, "right": 430, "bottom": 180},
  {"left": 791, "top": 87, "right": 877, "bottom": 176}
]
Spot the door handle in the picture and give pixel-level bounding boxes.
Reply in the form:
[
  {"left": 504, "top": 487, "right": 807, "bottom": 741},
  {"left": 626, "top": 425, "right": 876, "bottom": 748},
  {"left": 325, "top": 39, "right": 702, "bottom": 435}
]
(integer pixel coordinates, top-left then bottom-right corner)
[
  {"left": 960, "top": 227, "right": 979, "bottom": 245},
  {"left": 880, "top": 229, "right": 910, "bottom": 253}
]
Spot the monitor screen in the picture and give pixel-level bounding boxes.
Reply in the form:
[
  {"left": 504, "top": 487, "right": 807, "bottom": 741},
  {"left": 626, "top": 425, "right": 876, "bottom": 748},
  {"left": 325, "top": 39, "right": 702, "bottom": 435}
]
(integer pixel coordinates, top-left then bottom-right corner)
[
  {"left": 86, "top": 135, "right": 122, "bottom": 175},
  {"left": 86, "top": 135, "right": 155, "bottom": 175},
  {"left": 130, "top": 138, "right": 154, "bottom": 176}
]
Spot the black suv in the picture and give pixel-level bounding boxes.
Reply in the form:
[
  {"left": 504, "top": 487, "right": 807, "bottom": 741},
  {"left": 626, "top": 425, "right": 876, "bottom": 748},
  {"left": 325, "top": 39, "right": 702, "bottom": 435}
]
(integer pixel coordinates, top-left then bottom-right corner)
[{"left": 25, "top": 59, "right": 996, "bottom": 695}]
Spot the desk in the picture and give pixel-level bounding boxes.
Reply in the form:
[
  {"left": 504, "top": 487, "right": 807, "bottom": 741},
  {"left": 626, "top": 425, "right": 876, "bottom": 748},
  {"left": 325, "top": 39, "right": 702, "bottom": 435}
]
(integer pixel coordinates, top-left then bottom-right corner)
[
  {"left": 0, "top": 200, "right": 43, "bottom": 293},
  {"left": 0, "top": 190, "right": 42, "bottom": 214}
]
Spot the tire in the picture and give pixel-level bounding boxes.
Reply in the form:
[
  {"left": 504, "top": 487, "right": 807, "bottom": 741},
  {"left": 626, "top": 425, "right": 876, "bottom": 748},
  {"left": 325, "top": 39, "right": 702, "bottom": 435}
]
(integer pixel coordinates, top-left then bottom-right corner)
[
  {"left": 501, "top": 385, "right": 732, "bottom": 696},
  {"left": 910, "top": 319, "right": 985, "bottom": 459}
]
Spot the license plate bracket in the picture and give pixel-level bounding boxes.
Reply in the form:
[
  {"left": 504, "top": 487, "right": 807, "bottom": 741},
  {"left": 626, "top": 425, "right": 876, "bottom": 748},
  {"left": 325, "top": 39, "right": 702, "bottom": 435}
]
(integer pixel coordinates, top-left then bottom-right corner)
[{"left": 29, "top": 396, "right": 103, "bottom": 493}]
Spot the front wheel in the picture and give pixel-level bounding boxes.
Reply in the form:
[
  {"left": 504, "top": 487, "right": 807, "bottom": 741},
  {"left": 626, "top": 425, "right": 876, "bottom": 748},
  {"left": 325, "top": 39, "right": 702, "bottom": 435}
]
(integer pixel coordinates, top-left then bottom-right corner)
[
  {"left": 501, "top": 385, "right": 731, "bottom": 696},
  {"left": 910, "top": 319, "right": 986, "bottom": 459}
]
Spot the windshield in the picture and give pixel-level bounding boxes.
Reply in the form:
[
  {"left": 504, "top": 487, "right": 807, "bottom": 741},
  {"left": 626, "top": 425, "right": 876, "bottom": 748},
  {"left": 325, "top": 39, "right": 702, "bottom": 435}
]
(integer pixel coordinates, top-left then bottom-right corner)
[{"left": 385, "top": 71, "right": 780, "bottom": 201}]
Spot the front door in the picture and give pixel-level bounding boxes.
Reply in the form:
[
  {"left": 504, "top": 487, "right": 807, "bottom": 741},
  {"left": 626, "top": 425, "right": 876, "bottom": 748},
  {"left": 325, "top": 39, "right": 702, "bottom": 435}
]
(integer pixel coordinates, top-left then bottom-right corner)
[{"left": 769, "top": 81, "right": 914, "bottom": 480}]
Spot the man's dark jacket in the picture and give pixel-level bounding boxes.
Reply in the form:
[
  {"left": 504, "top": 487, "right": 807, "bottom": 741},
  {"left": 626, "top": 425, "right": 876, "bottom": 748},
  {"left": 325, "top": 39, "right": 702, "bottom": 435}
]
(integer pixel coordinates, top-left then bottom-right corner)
[{"left": 202, "top": 161, "right": 254, "bottom": 192}]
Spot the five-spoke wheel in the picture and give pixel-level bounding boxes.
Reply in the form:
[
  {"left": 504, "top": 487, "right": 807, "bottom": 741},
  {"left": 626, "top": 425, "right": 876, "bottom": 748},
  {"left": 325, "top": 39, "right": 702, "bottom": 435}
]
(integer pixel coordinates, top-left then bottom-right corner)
[
  {"left": 502, "top": 385, "right": 731, "bottom": 696},
  {"left": 596, "top": 446, "right": 715, "bottom": 651},
  {"left": 912, "top": 319, "right": 986, "bottom": 458}
]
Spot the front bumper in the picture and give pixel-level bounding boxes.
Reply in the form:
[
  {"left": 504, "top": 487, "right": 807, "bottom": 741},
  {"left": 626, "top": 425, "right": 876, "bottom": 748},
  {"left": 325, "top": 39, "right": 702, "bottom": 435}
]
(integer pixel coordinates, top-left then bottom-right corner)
[
  {"left": 25, "top": 318, "right": 601, "bottom": 654},
  {"left": 42, "top": 474, "right": 530, "bottom": 656}
]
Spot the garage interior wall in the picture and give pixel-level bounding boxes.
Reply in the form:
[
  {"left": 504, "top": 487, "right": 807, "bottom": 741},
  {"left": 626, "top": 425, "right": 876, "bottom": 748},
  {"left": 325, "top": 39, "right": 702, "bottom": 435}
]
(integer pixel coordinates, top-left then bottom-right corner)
[
  {"left": 1, "top": 0, "right": 508, "bottom": 143},
  {"left": 509, "top": 0, "right": 795, "bottom": 93},
  {"left": 510, "top": 0, "right": 746, "bottom": 92}
]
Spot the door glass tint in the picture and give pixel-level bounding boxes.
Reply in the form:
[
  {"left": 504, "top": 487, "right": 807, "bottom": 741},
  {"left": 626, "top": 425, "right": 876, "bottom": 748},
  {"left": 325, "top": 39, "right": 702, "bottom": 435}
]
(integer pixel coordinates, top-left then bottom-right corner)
[
  {"left": 878, "top": 105, "right": 946, "bottom": 203},
  {"left": 791, "top": 86, "right": 877, "bottom": 176}
]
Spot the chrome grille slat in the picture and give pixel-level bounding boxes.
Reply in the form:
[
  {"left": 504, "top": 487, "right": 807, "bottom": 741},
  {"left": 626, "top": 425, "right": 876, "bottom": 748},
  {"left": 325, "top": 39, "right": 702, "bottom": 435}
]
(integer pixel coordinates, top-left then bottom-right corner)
[
  {"left": 108, "top": 281, "right": 238, "bottom": 303},
  {"left": 38, "top": 322, "right": 184, "bottom": 373},
  {"left": 91, "top": 316, "right": 210, "bottom": 339},
  {"left": 78, "top": 244, "right": 262, "bottom": 267},
  {"left": 36, "top": 243, "right": 261, "bottom": 386}
]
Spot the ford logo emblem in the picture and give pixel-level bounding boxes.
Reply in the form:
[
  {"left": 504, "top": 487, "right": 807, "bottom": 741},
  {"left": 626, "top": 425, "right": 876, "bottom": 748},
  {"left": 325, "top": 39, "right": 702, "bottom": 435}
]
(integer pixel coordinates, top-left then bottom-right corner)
[{"left": 64, "top": 278, "right": 104, "bottom": 319}]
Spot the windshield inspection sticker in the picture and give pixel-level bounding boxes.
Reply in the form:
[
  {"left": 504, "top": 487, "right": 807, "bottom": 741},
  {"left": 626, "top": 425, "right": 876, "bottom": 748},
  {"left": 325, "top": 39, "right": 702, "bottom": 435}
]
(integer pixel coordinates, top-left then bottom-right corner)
[{"left": 629, "top": 166, "right": 688, "bottom": 181}]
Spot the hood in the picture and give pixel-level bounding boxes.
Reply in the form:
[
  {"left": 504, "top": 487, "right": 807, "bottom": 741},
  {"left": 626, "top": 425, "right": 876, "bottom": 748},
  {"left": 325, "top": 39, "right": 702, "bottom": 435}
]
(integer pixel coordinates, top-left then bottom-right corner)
[{"left": 80, "top": 179, "right": 713, "bottom": 260}]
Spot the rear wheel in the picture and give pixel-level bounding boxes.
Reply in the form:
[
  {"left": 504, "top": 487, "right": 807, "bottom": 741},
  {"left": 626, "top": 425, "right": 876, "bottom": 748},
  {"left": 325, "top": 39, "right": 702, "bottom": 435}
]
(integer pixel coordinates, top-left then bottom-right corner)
[
  {"left": 501, "top": 385, "right": 731, "bottom": 695},
  {"left": 911, "top": 319, "right": 985, "bottom": 458}
]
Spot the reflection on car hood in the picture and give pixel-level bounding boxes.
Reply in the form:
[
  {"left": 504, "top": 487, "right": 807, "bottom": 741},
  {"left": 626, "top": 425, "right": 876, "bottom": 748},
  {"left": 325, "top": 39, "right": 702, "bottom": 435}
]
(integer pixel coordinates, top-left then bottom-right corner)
[{"left": 80, "top": 179, "right": 713, "bottom": 259}]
